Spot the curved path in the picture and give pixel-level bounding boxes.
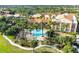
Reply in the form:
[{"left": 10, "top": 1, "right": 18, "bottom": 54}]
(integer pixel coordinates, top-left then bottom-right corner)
[
  {"left": 3, "top": 35, "right": 33, "bottom": 50},
  {"left": 3, "top": 35, "right": 63, "bottom": 53},
  {"left": 35, "top": 45, "right": 63, "bottom": 53}
]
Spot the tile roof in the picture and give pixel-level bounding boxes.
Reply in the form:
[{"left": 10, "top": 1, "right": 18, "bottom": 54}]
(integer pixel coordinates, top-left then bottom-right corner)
[{"left": 65, "top": 14, "right": 73, "bottom": 21}]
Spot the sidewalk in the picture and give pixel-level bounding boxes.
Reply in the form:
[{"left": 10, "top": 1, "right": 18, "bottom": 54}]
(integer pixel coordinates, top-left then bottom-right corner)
[
  {"left": 3, "top": 34, "right": 63, "bottom": 53},
  {"left": 3, "top": 35, "right": 33, "bottom": 50}
]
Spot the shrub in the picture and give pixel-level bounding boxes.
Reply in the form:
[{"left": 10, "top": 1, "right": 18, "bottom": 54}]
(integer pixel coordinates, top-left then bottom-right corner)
[
  {"left": 62, "top": 43, "right": 76, "bottom": 53},
  {"left": 67, "top": 32, "right": 77, "bottom": 35}
]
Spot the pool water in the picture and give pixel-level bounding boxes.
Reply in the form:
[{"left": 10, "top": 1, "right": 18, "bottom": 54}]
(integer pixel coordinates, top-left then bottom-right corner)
[{"left": 31, "top": 29, "right": 47, "bottom": 37}]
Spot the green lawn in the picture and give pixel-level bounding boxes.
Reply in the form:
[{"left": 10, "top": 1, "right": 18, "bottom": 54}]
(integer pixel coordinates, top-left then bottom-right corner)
[
  {"left": 0, "top": 34, "right": 32, "bottom": 53},
  {"left": 8, "top": 35, "right": 15, "bottom": 39},
  {"left": 7, "top": 35, "right": 16, "bottom": 42},
  {"left": 35, "top": 46, "right": 62, "bottom": 53}
]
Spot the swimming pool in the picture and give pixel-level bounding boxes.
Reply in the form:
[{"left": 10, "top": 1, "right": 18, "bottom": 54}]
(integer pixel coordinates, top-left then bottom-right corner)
[{"left": 31, "top": 29, "right": 47, "bottom": 37}]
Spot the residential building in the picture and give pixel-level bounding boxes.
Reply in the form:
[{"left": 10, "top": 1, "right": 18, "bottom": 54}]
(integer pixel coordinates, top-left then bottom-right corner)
[
  {"left": 30, "top": 13, "right": 77, "bottom": 32},
  {"left": 51, "top": 13, "right": 77, "bottom": 32}
]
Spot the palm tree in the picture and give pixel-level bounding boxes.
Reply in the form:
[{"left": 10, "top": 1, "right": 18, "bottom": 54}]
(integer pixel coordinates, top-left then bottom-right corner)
[
  {"left": 41, "top": 21, "right": 46, "bottom": 36},
  {"left": 41, "top": 22, "right": 43, "bottom": 36},
  {"left": 31, "top": 40, "right": 38, "bottom": 53}
]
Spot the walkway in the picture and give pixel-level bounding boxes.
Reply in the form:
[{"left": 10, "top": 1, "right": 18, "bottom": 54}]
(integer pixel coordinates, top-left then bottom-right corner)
[
  {"left": 35, "top": 45, "right": 63, "bottom": 53},
  {"left": 3, "top": 34, "right": 63, "bottom": 53},
  {"left": 3, "top": 35, "right": 33, "bottom": 50}
]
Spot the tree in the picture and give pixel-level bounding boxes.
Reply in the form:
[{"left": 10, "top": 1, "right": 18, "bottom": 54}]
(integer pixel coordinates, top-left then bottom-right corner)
[
  {"left": 5, "top": 25, "right": 20, "bottom": 35},
  {"left": 46, "top": 29, "right": 60, "bottom": 45},
  {"left": 0, "top": 16, "right": 6, "bottom": 21},
  {"left": 31, "top": 40, "right": 38, "bottom": 53},
  {"left": 62, "top": 43, "right": 76, "bottom": 53},
  {"left": 61, "top": 23, "right": 67, "bottom": 32},
  {"left": 0, "top": 21, "right": 8, "bottom": 34},
  {"left": 28, "top": 9, "right": 36, "bottom": 15},
  {"left": 46, "top": 29, "right": 58, "bottom": 37},
  {"left": 64, "top": 36, "right": 76, "bottom": 44}
]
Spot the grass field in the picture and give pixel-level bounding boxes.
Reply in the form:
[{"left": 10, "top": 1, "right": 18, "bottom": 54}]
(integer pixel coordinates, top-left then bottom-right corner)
[
  {"left": 0, "top": 34, "right": 32, "bottom": 53},
  {"left": 35, "top": 46, "right": 62, "bottom": 53}
]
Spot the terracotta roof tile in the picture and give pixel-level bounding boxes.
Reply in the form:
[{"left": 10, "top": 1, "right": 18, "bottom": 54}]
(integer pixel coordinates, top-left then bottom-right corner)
[{"left": 65, "top": 14, "right": 73, "bottom": 21}]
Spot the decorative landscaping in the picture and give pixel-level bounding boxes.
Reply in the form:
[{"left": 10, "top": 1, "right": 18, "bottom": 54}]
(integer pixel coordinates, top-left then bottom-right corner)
[
  {"left": 0, "top": 5, "right": 78, "bottom": 53},
  {"left": 0, "top": 33, "right": 32, "bottom": 53}
]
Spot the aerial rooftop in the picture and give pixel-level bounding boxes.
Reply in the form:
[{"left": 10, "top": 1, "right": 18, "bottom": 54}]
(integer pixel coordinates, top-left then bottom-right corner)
[
  {"left": 52, "top": 13, "right": 77, "bottom": 24},
  {"left": 30, "top": 13, "right": 77, "bottom": 24}
]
